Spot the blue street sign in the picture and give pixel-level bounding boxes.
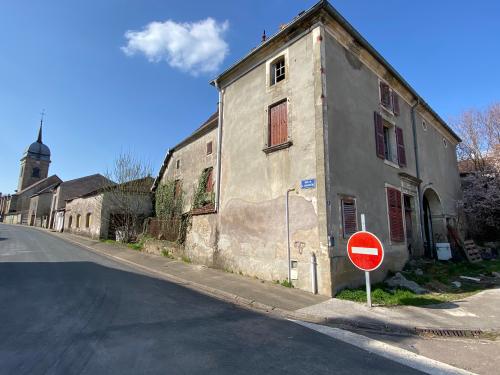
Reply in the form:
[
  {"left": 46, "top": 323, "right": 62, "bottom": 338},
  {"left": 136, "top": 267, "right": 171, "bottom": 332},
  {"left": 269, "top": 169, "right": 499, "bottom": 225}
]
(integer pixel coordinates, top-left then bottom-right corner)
[{"left": 301, "top": 179, "right": 316, "bottom": 189}]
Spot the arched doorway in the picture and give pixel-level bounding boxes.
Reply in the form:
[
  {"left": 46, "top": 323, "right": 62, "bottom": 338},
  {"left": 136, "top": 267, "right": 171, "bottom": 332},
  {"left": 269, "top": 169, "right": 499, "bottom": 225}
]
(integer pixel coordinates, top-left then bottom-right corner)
[{"left": 422, "top": 188, "right": 444, "bottom": 258}]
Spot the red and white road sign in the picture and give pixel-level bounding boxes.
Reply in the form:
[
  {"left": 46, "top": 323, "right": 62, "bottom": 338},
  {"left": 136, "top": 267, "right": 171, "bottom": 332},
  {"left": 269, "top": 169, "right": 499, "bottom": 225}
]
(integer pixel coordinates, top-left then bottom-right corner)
[{"left": 347, "top": 231, "right": 384, "bottom": 272}]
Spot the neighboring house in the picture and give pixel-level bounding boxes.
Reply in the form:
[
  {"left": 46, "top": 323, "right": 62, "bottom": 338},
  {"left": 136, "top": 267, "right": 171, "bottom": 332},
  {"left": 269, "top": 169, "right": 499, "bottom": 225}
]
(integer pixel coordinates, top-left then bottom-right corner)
[
  {"left": 154, "top": 0, "right": 462, "bottom": 297},
  {"left": 3, "top": 175, "right": 62, "bottom": 225},
  {"left": 47, "top": 174, "right": 113, "bottom": 231},
  {"left": 64, "top": 177, "right": 154, "bottom": 240},
  {"left": 28, "top": 183, "right": 60, "bottom": 227},
  {"left": 152, "top": 111, "right": 218, "bottom": 214}
]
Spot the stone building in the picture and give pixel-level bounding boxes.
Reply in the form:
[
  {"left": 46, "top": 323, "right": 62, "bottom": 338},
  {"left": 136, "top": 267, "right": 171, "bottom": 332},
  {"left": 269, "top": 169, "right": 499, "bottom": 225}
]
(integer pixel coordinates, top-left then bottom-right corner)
[
  {"left": 1, "top": 122, "right": 62, "bottom": 224},
  {"left": 47, "top": 174, "right": 112, "bottom": 231},
  {"left": 64, "top": 177, "right": 154, "bottom": 240},
  {"left": 155, "top": 0, "right": 462, "bottom": 297}
]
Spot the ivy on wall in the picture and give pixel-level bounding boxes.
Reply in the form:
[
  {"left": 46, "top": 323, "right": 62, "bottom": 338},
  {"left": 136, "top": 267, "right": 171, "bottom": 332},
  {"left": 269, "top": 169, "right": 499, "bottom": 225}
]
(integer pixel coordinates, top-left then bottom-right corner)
[
  {"left": 193, "top": 168, "right": 214, "bottom": 209},
  {"left": 155, "top": 180, "right": 183, "bottom": 220}
]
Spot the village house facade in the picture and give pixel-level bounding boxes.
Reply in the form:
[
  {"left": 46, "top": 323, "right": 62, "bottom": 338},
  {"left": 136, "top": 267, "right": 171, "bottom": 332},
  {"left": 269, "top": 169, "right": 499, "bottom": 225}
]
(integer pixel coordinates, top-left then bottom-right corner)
[
  {"left": 64, "top": 177, "right": 154, "bottom": 240},
  {"left": 154, "top": 1, "right": 462, "bottom": 297}
]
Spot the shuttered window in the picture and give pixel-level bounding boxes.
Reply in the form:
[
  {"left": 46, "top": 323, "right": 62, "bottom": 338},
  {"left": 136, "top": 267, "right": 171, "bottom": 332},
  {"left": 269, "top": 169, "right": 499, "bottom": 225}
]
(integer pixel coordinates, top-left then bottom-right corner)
[
  {"left": 205, "top": 168, "right": 213, "bottom": 193},
  {"left": 387, "top": 187, "right": 404, "bottom": 242},
  {"left": 395, "top": 127, "right": 406, "bottom": 167},
  {"left": 380, "top": 81, "right": 392, "bottom": 109},
  {"left": 269, "top": 100, "right": 288, "bottom": 147},
  {"left": 342, "top": 198, "right": 357, "bottom": 238},
  {"left": 374, "top": 112, "right": 385, "bottom": 159},
  {"left": 392, "top": 92, "right": 400, "bottom": 116}
]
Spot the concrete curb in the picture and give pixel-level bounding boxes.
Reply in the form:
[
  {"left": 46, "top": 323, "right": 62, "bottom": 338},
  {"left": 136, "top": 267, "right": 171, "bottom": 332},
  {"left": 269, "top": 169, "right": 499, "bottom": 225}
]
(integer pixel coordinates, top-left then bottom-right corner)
[{"left": 20, "top": 226, "right": 499, "bottom": 338}]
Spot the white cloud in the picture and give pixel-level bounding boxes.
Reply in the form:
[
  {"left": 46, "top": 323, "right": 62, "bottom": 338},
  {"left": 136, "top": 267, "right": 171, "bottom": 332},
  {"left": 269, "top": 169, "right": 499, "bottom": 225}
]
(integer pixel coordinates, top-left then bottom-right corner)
[{"left": 121, "top": 18, "right": 229, "bottom": 76}]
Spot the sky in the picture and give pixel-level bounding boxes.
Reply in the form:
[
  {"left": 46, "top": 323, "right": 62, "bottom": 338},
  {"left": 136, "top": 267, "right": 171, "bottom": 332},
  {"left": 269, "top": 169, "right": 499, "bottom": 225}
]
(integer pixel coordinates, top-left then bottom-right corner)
[{"left": 0, "top": 0, "right": 499, "bottom": 194}]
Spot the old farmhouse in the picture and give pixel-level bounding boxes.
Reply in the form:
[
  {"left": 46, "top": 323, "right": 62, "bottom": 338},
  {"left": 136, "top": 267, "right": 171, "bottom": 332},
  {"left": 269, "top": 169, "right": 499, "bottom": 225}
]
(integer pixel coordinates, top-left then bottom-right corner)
[{"left": 153, "top": 0, "right": 462, "bottom": 297}]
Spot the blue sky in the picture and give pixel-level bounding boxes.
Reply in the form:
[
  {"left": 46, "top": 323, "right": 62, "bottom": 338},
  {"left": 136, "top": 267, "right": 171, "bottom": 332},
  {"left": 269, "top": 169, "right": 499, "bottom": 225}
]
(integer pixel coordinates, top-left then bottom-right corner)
[{"left": 0, "top": 0, "right": 499, "bottom": 194}]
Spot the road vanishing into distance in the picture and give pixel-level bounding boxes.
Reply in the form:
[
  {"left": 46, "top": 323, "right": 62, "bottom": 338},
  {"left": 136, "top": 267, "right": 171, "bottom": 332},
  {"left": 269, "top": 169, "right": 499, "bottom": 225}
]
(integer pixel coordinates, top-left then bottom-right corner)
[{"left": 0, "top": 224, "right": 422, "bottom": 374}]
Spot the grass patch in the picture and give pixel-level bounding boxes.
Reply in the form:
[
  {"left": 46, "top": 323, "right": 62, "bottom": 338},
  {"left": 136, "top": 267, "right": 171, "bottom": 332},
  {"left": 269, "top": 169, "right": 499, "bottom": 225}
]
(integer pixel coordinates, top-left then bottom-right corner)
[
  {"left": 161, "top": 249, "right": 174, "bottom": 259},
  {"left": 127, "top": 242, "right": 143, "bottom": 251},
  {"left": 274, "top": 279, "right": 294, "bottom": 288},
  {"left": 337, "top": 285, "right": 448, "bottom": 307},
  {"left": 337, "top": 259, "right": 500, "bottom": 307}
]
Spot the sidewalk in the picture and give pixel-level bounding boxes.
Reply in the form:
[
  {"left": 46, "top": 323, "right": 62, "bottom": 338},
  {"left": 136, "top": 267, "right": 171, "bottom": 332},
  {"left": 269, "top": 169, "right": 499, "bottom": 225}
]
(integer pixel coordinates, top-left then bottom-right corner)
[{"left": 51, "top": 230, "right": 499, "bottom": 335}]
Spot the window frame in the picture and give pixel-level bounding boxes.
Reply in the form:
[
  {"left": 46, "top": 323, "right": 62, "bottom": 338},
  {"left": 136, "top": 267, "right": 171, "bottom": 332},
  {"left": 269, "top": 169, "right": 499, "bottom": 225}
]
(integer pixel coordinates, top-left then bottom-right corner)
[
  {"left": 85, "top": 213, "right": 92, "bottom": 228},
  {"left": 206, "top": 141, "right": 213, "bottom": 155},
  {"left": 270, "top": 55, "right": 286, "bottom": 86},
  {"left": 267, "top": 99, "right": 289, "bottom": 148},
  {"left": 341, "top": 197, "right": 358, "bottom": 238}
]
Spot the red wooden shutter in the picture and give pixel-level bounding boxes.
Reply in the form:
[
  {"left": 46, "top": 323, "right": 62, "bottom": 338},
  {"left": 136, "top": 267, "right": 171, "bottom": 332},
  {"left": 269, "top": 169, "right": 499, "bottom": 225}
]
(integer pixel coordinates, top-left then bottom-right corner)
[
  {"left": 374, "top": 112, "right": 385, "bottom": 159},
  {"left": 269, "top": 101, "right": 288, "bottom": 146},
  {"left": 205, "top": 168, "right": 213, "bottom": 193},
  {"left": 387, "top": 187, "right": 404, "bottom": 242},
  {"left": 342, "top": 199, "right": 357, "bottom": 237},
  {"left": 380, "top": 82, "right": 391, "bottom": 108},
  {"left": 395, "top": 126, "right": 406, "bottom": 167},
  {"left": 392, "top": 92, "right": 400, "bottom": 116}
]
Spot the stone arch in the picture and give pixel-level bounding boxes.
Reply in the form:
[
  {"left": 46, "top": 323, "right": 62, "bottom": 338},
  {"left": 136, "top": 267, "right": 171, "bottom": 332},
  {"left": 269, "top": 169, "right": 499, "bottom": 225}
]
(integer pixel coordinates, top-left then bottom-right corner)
[{"left": 422, "top": 187, "right": 445, "bottom": 258}]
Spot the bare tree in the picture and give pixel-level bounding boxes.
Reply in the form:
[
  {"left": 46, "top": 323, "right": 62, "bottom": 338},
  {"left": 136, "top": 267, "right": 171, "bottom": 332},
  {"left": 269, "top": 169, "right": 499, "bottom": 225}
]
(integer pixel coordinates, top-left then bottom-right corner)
[
  {"left": 452, "top": 103, "right": 500, "bottom": 241},
  {"left": 101, "top": 152, "right": 153, "bottom": 242}
]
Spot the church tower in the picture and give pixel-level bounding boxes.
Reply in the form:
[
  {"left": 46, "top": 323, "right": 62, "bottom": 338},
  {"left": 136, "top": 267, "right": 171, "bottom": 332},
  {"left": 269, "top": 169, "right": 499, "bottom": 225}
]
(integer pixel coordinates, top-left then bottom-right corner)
[{"left": 18, "top": 121, "right": 51, "bottom": 191}]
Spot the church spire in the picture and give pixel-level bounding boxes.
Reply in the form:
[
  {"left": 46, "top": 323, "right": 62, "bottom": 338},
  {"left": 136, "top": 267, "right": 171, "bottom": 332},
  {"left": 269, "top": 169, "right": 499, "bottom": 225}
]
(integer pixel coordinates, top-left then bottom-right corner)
[
  {"left": 37, "top": 109, "right": 45, "bottom": 143},
  {"left": 37, "top": 121, "right": 43, "bottom": 143}
]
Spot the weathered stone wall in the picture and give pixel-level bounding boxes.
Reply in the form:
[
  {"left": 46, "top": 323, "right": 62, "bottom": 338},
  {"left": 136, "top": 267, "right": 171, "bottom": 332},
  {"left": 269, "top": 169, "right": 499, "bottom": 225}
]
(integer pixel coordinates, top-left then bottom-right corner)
[
  {"left": 64, "top": 194, "right": 104, "bottom": 239},
  {"left": 322, "top": 21, "right": 461, "bottom": 292},
  {"left": 160, "top": 125, "right": 217, "bottom": 212},
  {"left": 215, "top": 27, "right": 331, "bottom": 295}
]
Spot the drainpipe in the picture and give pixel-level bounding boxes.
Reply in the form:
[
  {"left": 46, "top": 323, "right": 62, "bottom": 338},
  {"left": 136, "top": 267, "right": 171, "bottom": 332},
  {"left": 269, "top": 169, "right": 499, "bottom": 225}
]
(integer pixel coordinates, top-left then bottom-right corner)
[
  {"left": 214, "top": 80, "right": 223, "bottom": 212},
  {"left": 286, "top": 188, "right": 295, "bottom": 283},
  {"left": 411, "top": 99, "right": 426, "bottom": 253}
]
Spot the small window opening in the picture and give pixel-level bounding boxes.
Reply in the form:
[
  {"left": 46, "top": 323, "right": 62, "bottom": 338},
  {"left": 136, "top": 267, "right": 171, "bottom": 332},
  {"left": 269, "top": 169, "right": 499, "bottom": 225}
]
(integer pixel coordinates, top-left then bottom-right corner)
[
  {"left": 176, "top": 159, "right": 180, "bottom": 169},
  {"left": 207, "top": 141, "right": 213, "bottom": 155},
  {"left": 85, "top": 213, "right": 92, "bottom": 228},
  {"left": 76, "top": 214, "right": 81, "bottom": 228},
  {"left": 270, "top": 57, "right": 285, "bottom": 85},
  {"left": 32, "top": 167, "right": 40, "bottom": 178}
]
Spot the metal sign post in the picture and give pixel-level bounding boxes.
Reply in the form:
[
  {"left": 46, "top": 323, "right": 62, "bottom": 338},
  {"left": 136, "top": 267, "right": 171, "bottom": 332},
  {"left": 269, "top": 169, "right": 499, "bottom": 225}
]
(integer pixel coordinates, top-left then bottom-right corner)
[
  {"left": 346, "top": 214, "right": 384, "bottom": 308},
  {"left": 361, "top": 214, "right": 371, "bottom": 307}
]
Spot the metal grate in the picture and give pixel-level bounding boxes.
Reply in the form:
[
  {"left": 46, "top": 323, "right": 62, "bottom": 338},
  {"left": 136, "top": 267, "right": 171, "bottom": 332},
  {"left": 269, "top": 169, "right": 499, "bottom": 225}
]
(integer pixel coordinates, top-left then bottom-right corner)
[{"left": 415, "top": 328, "right": 483, "bottom": 338}]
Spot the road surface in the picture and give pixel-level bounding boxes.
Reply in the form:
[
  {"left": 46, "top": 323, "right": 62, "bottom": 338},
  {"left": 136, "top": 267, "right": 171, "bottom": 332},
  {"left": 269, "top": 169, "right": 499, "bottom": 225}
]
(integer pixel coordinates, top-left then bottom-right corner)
[{"left": 0, "top": 224, "right": 422, "bottom": 374}]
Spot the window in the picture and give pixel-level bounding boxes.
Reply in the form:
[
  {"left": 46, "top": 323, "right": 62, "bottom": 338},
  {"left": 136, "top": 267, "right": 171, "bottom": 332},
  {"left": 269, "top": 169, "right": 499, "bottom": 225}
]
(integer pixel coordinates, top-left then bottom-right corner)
[
  {"left": 32, "top": 167, "right": 40, "bottom": 178},
  {"left": 387, "top": 187, "right": 404, "bottom": 242},
  {"left": 68, "top": 215, "right": 73, "bottom": 228},
  {"left": 374, "top": 112, "right": 406, "bottom": 167},
  {"left": 443, "top": 138, "right": 448, "bottom": 148},
  {"left": 270, "top": 56, "right": 285, "bottom": 86},
  {"left": 268, "top": 100, "right": 288, "bottom": 147},
  {"left": 85, "top": 213, "right": 92, "bottom": 228},
  {"left": 205, "top": 168, "right": 213, "bottom": 193},
  {"left": 207, "top": 141, "right": 213, "bottom": 155},
  {"left": 422, "top": 121, "right": 427, "bottom": 131},
  {"left": 379, "top": 81, "right": 400, "bottom": 116},
  {"left": 174, "top": 179, "right": 182, "bottom": 198},
  {"left": 176, "top": 159, "right": 180, "bottom": 169},
  {"left": 341, "top": 198, "right": 357, "bottom": 238},
  {"left": 76, "top": 214, "right": 81, "bottom": 228}
]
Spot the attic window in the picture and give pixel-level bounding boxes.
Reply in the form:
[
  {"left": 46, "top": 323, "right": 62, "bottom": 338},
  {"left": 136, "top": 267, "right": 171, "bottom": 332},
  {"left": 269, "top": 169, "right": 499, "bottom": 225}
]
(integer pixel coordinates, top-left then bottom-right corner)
[
  {"left": 207, "top": 141, "right": 213, "bottom": 155},
  {"left": 270, "top": 56, "right": 285, "bottom": 86},
  {"left": 176, "top": 159, "right": 180, "bottom": 169}
]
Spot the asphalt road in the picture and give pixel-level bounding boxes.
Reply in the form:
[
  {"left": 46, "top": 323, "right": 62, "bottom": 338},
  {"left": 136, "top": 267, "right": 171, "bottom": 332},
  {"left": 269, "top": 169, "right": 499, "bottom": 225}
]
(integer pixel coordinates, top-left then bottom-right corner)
[{"left": 0, "top": 224, "right": 422, "bottom": 374}]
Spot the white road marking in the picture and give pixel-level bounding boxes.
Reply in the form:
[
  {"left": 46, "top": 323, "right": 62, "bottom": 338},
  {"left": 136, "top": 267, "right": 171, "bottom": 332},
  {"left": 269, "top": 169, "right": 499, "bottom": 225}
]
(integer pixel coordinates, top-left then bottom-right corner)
[
  {"left": 291, "top": 320, "right": 476, "bottom": 375},
  {"left": 351, "top": 247, "right": 378, "bottom": 255}
]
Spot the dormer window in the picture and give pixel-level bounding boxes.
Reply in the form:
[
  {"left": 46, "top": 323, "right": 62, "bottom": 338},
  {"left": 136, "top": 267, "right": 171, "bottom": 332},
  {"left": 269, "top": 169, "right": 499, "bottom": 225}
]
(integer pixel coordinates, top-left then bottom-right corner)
[{"left": 270, "top": 56, "right": 285, "bottom": 86}]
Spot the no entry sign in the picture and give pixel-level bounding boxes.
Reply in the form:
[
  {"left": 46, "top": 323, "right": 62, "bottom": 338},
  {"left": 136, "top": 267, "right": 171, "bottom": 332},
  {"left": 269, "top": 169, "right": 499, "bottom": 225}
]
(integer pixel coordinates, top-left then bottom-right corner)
[{"left": 347, "top": 231, "right": 384, "bottom": 272}]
